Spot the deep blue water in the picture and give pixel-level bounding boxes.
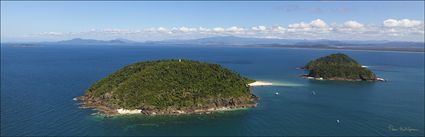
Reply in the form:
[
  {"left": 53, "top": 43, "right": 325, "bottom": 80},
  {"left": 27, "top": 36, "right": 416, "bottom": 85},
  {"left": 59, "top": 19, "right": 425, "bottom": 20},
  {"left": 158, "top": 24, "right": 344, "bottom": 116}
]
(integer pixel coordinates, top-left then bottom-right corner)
[{"left": 1, "top": 45, "right": 424, "bottom": 136}]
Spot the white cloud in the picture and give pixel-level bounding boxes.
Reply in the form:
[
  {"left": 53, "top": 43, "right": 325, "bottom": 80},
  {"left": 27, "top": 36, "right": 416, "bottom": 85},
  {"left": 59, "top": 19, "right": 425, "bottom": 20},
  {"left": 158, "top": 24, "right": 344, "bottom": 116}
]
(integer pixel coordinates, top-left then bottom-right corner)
[
  {"left": 343, "top": 21, "right": 364, "bottom": 29},
  {"left": 252, "top": 26, "right": 267, "bottom": 31},
  {"left": 100, "top": 29, "right": 132, "bottom": 35},
  {"left": 171, "top": 27, "right": 197, "bottom": 33},
  {"left": 212, "top": 27, "right": 225, "bottom": 32},
  {"left": 198, "top": 27, "right": 210, "bottom": 32},
  {"left": 310, "top": 19, "right": 327, "bottom": 28},
  {"left": 288, "top": 22, "right": 309, "bottom": 29},
  {"left": 333, "top": 21, "right": 366, "bottom": 34},
  {"left": 226, "top": 26, "right": 244, "bottom": 33},
  {"left": 287, "top": 19, "right": 331, "bottom": 33},
  {"left": 38, "top": 32, "right": 64, "bottom": 36},
  {"left": 270, "top": 26, "right": 286, "bottom": 33},
  {"left": 157, "top": 27, "right": 167, "bottom": 32},
  {"left": 31, "top": 18, "right": 424, "bottom": 42},
  {"left": 383, "top": 19, "right": 423, "bottom": 28}
]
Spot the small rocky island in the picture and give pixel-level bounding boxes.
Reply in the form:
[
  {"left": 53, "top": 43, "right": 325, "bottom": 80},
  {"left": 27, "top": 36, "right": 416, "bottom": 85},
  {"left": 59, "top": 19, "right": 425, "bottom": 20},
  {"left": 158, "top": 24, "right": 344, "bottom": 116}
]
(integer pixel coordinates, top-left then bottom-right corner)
[
  {"left": 78, "top": 59, "right": 258, "bottom": 116},
  {"left": 301, "top": 53, "right": 383, "bottom": 81}
]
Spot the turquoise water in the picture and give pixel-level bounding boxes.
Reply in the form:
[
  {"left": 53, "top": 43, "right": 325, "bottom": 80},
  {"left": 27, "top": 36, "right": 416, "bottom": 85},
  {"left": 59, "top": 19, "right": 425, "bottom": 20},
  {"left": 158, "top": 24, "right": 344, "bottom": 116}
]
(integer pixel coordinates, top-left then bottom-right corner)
[{"left": 1, "top": 45, "right": 424, "bottom": 136}]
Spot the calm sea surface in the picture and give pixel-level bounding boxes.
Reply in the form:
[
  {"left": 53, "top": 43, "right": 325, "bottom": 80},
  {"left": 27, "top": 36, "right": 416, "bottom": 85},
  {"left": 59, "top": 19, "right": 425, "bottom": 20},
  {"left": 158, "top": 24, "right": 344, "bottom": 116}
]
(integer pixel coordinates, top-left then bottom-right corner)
[{"left": 1, "top": 45, "right": 424, "bottom": 136}]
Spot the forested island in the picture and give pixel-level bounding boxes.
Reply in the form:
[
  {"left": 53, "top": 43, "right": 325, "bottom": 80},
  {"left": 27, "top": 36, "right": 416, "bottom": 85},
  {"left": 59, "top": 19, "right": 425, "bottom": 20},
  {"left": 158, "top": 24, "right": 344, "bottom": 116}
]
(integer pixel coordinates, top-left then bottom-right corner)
[
  {"left": 78, "top": 59, "right": 258, "bottom": 115},
  {"left": 301, "top": 53, "right": 382, "bottom": 81}
]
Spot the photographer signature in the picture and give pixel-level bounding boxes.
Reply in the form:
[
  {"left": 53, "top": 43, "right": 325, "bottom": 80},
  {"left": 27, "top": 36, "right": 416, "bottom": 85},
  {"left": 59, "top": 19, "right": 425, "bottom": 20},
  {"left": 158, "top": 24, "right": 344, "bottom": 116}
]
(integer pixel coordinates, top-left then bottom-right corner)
[{"left": 388, "top": 125, "right": 418, "bottom": 132}]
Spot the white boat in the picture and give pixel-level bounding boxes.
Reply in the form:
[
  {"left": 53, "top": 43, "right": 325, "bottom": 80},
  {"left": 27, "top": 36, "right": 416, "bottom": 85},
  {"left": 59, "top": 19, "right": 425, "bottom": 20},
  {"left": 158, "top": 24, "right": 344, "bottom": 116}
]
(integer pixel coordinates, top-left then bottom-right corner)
[
  {"left": 275, "top": 92, "right": 279, "bottom": 95},
  {"left": 336, "top": 120, "right": 340, "bottom": 123},
  {"left": 312, "top": 91, "right": 316, "bottom": 95}
]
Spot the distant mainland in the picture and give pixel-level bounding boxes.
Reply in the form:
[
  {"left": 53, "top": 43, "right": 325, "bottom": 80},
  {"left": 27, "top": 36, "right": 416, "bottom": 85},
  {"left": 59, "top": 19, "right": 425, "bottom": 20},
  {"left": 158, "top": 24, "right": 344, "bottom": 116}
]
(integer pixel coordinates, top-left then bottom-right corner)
[{"left": 2, "top": 36, "right": 424, "bottom": 52}]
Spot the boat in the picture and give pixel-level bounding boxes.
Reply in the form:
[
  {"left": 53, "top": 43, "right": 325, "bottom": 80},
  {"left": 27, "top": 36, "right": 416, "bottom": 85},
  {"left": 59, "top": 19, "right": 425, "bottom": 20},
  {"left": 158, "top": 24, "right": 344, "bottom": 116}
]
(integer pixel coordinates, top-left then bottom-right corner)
[
  {"left": 275, "top": 92, "right": 279, "bottom": 95},
  {"left": 312, "top": 91, "right": 316, "bottom": 95},
  {"left": 336, "top": 120, "right": 340, "bottom": 124}
]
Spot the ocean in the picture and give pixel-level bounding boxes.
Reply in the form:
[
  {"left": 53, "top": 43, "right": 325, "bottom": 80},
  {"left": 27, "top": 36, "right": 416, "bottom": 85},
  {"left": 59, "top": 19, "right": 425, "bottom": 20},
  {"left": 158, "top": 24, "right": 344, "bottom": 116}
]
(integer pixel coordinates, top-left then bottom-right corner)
[{"left": 1, "top": 45, "right": 424, "bottom": 136}]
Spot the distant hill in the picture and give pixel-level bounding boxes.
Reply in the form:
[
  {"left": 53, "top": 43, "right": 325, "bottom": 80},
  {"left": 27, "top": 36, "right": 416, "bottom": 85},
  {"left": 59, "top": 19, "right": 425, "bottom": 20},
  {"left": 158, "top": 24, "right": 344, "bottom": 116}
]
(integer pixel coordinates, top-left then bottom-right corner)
[
  {"left": 150, "top": 36, "right": 424, "bottom": 49},
  {"left": 55, "top": 38, "right": 137, "bottom": 45},
  {"left": 147, "top": 36, "right": 305, "bottom": 45},
  {"left": 144, "top": 36, "right": 424, "bottom": 52},
  {"left": 0, "top": 38, "right": 139, "bottom": 47},
  {"left": 2, "top": 36, "right": 423, "bottom": 52}
]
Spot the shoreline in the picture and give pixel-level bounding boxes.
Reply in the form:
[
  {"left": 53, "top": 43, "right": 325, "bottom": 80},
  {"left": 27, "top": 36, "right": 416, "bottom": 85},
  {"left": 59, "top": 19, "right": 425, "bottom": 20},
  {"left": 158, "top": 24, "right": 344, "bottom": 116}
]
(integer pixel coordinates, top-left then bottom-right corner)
[
  {"left": 77, "top": 95, "right": 258, "bottom": 116},
  {"left": 116, "top": 106, "right": 252, "bottom": 115},
  {"left": 301, "top": 75, "right": 385, "bottom": 82},
  {"left": 80, "top": 103, "right": 256, "bottom": 116},
  {"left": 77, "top": 80, "right": 271, "bottom": 116}
]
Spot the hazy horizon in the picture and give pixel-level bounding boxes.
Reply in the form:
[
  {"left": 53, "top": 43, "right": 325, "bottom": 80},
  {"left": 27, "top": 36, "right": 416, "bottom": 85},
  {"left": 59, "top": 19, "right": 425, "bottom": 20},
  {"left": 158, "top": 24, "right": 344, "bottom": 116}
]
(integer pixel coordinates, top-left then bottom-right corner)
[
  {"left": 3, "top": 36, "right": 425, "bottom": 44},
  {"left": 1, "top": 1, "right": 424, "bottom": 43}
]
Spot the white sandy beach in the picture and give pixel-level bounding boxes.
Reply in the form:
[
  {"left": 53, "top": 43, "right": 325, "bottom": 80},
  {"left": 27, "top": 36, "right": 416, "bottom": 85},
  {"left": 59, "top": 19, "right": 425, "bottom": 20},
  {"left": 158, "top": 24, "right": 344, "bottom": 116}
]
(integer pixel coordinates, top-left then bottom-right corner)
[
  {"left": 248, "top": 81, "right": 273, "bottom": 86},
  {"left": 117, "top": 108, "right": 142, "bottom": 114}
]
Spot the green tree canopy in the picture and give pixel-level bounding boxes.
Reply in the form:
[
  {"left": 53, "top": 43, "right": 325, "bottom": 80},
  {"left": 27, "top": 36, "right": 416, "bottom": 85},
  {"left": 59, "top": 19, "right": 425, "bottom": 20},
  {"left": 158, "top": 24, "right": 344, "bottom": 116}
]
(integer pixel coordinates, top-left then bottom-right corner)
[
  {"left": 84, "top": 59, "right": 256, "bottom": 109},
  {"left": 304, "top": 53, "right": 377, "bottom": 81}
]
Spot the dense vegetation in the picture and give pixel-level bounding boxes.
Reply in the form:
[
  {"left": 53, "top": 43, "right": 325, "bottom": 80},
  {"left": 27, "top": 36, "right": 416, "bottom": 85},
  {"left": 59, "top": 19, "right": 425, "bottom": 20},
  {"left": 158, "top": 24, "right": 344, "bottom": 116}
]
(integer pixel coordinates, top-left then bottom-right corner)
[
  {"left": 84, "top": 59, "right": 256, "bottom": 110},
  {"left": 304, "top": 53, "right": 376, "bottom": 81}
]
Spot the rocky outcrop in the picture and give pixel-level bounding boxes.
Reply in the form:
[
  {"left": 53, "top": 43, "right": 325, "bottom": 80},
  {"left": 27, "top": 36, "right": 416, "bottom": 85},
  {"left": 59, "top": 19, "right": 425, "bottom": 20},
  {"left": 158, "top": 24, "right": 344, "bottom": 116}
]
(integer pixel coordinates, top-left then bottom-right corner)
[{"left": 77, "top": 94, "right": 258, "bottom": 116}]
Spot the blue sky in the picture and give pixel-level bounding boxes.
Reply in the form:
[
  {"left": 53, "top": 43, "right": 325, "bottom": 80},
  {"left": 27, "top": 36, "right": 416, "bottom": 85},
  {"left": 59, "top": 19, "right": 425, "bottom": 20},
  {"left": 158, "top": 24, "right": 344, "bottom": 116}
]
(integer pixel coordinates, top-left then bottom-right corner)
[{"left": 1, "top": 1, "right": 424, "bottom": 42}]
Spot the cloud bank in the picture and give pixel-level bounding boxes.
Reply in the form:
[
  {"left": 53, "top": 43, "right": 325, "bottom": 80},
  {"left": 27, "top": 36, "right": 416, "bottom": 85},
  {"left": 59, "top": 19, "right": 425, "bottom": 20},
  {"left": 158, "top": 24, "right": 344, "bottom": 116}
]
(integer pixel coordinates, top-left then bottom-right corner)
[{"left": 31, "top": 18, "right": 424, "bottom": 42}]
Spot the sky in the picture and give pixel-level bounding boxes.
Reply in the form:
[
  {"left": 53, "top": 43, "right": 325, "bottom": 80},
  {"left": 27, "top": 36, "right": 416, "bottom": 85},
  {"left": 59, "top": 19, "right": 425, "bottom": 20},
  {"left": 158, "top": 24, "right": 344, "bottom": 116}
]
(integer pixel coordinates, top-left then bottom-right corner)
[{"left": 1, "top": 1, "right": 424, "bottom": 42}]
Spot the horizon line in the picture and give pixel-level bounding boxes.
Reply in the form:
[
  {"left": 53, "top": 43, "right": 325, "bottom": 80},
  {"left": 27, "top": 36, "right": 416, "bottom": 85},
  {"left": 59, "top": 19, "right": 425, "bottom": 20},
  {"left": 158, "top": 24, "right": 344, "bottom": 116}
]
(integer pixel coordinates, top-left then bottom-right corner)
[{"left": 1, "top": 36, "right": 425, "bottom": 44}]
